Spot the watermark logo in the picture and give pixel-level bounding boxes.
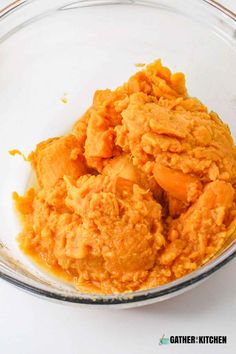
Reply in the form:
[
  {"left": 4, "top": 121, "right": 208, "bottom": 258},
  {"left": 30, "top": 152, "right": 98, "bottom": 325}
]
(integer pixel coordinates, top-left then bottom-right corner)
[
  {"left": 159, "top": 335, "right": 227, "bottom": 345},
  {"left": 159, "top": 335, "right": 170, "bottom": 345}
]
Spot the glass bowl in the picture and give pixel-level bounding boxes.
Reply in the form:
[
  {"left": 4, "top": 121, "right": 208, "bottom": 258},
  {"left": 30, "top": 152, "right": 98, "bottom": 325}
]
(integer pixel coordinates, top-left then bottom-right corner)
[{"left": 0, "top": 0, "right": 235, "bottom": 308}]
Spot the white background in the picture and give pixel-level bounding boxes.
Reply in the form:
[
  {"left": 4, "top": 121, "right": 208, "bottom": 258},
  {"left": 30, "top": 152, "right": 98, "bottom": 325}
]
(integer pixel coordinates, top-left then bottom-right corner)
[{"left": 0, "top": 1, "right": 236, "bottom": 354}]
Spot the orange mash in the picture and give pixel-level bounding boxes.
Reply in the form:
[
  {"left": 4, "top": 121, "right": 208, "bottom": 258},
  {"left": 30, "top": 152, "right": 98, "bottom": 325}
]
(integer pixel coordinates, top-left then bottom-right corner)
[{"left": 14, "top": 60, "right": 236, "bottom": 294}]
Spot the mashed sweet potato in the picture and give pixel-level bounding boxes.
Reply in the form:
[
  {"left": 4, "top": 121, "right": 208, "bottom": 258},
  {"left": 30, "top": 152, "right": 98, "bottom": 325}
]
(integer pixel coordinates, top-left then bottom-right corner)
[{"left": 14, "top": 60, "right": 236, "bottom": 294}]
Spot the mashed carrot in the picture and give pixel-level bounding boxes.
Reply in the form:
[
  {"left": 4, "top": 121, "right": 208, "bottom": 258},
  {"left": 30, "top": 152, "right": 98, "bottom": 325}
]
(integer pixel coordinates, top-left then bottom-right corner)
[{"left": 14, "top": 60, "right": 236, "bottom": 294}]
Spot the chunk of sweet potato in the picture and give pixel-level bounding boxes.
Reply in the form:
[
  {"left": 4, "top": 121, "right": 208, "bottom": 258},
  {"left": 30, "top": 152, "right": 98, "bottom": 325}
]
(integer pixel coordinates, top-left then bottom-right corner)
[
  {"left": 85, "top": 112, "right": 115, "bottom": 159},
  {"left": 29, "top": 135, "right": 88, "bottom": 189},
  {"left": 154, "top": 164, "right": 202, "bottom": 202}
]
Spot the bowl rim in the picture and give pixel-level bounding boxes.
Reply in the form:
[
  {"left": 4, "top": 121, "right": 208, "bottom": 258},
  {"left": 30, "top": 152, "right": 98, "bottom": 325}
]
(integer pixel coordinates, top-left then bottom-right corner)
[
  {"left": 0, "top": 0, "right": 235, "bottom": 305},
  {"left": 1, "top": 248, "right": 236, "bottom": 305},
  {"left": 0, "top": 0, "right": 236, "bottom": 21}
]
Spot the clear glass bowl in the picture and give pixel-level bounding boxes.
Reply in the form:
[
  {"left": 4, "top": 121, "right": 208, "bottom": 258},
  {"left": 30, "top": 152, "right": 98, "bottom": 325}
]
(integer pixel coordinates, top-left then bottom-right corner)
[{"left": 0, "top": 0, "right": 235, "bottom": 308}]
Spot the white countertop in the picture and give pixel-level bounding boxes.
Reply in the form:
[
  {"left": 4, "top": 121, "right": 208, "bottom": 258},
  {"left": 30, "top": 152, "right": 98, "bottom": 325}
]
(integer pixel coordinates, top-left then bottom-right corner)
[{"left": 1, "top": 1, "right": 236, "bottom": 354}]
